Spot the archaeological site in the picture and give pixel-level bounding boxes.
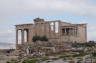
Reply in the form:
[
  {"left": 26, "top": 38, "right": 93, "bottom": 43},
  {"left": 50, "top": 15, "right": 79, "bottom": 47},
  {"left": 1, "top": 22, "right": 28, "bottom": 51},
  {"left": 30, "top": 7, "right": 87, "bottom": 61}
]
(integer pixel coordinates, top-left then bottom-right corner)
[{"left": 15, "top": 18, "right": 87, "bottom": 53}]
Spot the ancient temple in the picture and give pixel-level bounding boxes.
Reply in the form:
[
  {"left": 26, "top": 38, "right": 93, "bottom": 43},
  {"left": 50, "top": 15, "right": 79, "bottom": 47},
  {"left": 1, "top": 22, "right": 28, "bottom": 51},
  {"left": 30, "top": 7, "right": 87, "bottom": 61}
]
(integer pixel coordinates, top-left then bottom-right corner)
[{"left": 15, "top": 18, "right": 87, "bottom": 49}]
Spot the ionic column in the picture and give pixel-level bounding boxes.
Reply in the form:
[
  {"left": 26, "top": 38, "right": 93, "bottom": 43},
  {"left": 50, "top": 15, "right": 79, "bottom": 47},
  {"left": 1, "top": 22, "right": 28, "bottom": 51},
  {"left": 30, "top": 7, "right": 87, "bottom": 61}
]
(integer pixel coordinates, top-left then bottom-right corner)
[
  {"left": 54, "top": 22, "right": 56, "bottom": 37},
  {"left": 71, "top": 28, "right": 73, "bottom": 36},
  {"left": 74, "top": 28, "right": 77, "bottom": 36},
  {"left": 21, "top": 29, "right": 24, "bottom": 45},
  {"left": 54, "top": 22, "right": 55, "bottom": 32},
  {"left": 16, "top": 29, "right": 18, "bottom": 49},
  {"left": 69, "top": 28, "right": 71, "bottom": 36},
  {"left": 26, "top": 30, "right": 28, "bottom": 42},
  {"left": 65, "top": 28, "right": 67, "bottom": 35},
  {"left": 70, "top": 28, "right": 72, "bottom": 36},
  {"left": 73, "top": 28, "right": 76, "bottom": 36},
  {"left": 49, "top": 23, "right": 51, "bottom": 38}
]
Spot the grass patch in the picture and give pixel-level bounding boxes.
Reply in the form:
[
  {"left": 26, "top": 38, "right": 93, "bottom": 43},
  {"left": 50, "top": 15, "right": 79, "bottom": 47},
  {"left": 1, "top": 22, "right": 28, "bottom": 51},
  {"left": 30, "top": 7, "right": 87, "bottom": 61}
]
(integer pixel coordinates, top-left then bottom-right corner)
[
  {"left": 59, "top": 55, "right": 71, "bottom": 58},
  {"left": 72, "top": 52, "right": 86, "bottom": 58},
  {"left": 6, "top": 61, "right": 17, "bottom": 63},
  {"left": 92, "top": 53, "right": 96, "bottom": 57},
  {"left": 40, "top": 58, "right": 48, "bottom": 61},
  {"left": 22, "top": 59, "right": 39, "bottom": 63},
  {"left": 51, "top": 58, "right": 59, "bottom": 60},
  {"left": 46, "top": 53, "right": 59, "bottom": 56}
]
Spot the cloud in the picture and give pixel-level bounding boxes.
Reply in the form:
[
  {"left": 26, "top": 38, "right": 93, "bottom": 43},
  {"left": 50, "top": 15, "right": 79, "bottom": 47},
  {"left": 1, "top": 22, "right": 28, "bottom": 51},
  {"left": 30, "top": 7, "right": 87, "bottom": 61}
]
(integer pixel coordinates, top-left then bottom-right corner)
[
  {"left": 0, "top": 0, "right": 96, "bottom": 18},
  {"left": 0, "top": 42, "right": 15, "bottom": 49},
  {"left": 0, "top": 0, "right": 96, "bottom": 49},
  {"left": 0, "top": 19, "right": 96, "bottom": 44},
  {"left": 0, "top": 29, "right": 15, "bottom": 43},
  {"left": 87, "top": 22, "right": 96, "bottom": 41},
  {"left": 77, "top": 21, "right": 96, "bottom": 41}
]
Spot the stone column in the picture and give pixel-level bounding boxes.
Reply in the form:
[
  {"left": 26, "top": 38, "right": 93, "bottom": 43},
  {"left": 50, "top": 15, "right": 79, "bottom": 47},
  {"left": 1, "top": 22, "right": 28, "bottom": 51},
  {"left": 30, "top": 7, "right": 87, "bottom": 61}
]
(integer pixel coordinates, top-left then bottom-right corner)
[
  {"left": 85, "top": 25, "right": 87, "bottom": 42},
  {"left": 73, "top": 29, "right": 75, "bottom": 36},
  {"left": 58, "top": 21, "right": 61, "bottom": 37},
  {"left": 69, "top": 28, "right": 71, "bottom": 36},
  {"left": 74, "top": 28, "right": 77, "bottom": 36},
  {"left": 75, "top": 28, "right": 77, "bottom": 36},
  {"left": 74, "top": 29, "right": 75, "bottom": 36},
  {"left": 70, "top": 28, "right": 72, "bottom": 36},
  {"left": 65, "top": 28, "right": 67, "bottom": 35},
  {"left": 54, "top": 22, "right": 55, "bottom": 38},
  {"left": 16, "top": 29, "right": 18, "bottom": 49},
  {"left": 71, "top": 28, "right": 74, "bottom": 36},
  {"left": 21, "top": 29, "right": 24, "bottom": 45},
  {"left": 49, "top": 23, "right": 51, "bottom": 38},
  {"left": 54, "top": 22, "right": 55, "bottom": 32},
  {"left": 26, "top": 30, "right": 28, "bottom": 42},
  {"left": 24, "top": 30, "right": 27, "bottom": 43}
]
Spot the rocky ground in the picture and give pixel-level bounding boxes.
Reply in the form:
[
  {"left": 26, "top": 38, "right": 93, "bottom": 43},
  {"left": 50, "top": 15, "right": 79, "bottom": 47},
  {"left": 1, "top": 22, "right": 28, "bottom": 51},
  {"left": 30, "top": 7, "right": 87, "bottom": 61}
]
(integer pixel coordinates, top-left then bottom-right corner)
[
  {"left": 1, "top": 50, "right": 96, "bottom": 63},
  {"left": 0, "top": 42, "right": 96, "bottom": 63}
]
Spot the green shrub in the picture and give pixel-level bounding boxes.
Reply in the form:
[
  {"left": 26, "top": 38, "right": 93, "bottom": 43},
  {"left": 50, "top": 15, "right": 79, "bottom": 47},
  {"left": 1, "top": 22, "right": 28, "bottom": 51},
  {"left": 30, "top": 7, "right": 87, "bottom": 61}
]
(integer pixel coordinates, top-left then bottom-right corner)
[
  {"left": 32, "top": 36, "right": 40, "bottom": 42},
  {"left": 6, "top": 61, "right": 17, "bottom": 63},
  {"left": 40, "top": 36, "right": 48, "bottom": 41},
  {"left": 40, "top": 58, "right": 48, "bottom": 61},
  {"left": 92, "top": 52, "right": 96, "bottom": 57},
  {"left": 6, "top": 61, "right": 10, "bottom": 63},
  {"left": 32, "top": 36, "right": 48, "bottom": 42},
  {"left": 52, "top": 58, "right": 59, "bottom": 60},
  {"left": 72, "top": 52, "right": 85, "bottom": 58},
  {"left": 22, "top": 59, "right": 39, "bottom": 63},
  {"left": 59, "top": 55, "right": 70, "bottom": 58}
]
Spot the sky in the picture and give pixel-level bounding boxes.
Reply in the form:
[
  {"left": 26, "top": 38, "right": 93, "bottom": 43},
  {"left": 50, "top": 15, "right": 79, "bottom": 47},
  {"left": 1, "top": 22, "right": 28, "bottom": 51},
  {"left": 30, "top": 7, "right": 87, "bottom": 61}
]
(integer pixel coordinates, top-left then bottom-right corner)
[{"left": 0, "top": 0, "right": 96, "bottom": 48}]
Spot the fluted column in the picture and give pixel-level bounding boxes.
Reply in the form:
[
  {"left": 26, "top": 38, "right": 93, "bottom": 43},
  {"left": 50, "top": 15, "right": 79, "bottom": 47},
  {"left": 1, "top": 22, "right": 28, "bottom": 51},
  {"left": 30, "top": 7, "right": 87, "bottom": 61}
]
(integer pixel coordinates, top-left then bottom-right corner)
[
  {"left": 70, "top": 28, "right": 72, "bottom": 36},
  {"left": 49, "top": 23, "right": 51, "bottom": 38},
  {"left": 16, "top": 29, "right": 18, "bottom": 49},
  {"left": 65, "top": 28, "right": 67, "bottom": 35},
  {"left": 72, "top": 28, "right": 74, "bottom": 36},
  {"left": 54, "top": 22, "right": 55, "bottom": 32},
  {"left": 21, "top": 29, "right": 24, "bottom": 45},
  {"left": 74, "top": 28, "right": 77, "bottom": 36},
  {"left": 54, "top": 22, "right": 56, "bottom": 38},
  {"left": 26, "top": 30, "right": 28, "bottom": 42}
]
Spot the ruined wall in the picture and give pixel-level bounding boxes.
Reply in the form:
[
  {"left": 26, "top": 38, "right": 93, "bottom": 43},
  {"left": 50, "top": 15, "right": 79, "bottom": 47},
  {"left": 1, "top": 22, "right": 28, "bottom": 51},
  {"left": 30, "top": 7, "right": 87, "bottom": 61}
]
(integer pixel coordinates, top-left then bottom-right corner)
[
  {"left": 33, "top": 20, "right": 61, "bottom": 40},
  {"left": 76, "top": 24, "right": 87, "bottom": 42},
  {"left": 60, "top": 22, "right": 87, "bottom": 43}
]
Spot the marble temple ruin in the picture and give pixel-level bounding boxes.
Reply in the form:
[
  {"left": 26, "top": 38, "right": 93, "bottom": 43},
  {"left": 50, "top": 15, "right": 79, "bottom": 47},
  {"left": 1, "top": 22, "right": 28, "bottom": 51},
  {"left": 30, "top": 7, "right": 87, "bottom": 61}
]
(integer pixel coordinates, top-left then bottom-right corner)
[{"left": 15, "top": 18, "right": 87, "bottom": 50}]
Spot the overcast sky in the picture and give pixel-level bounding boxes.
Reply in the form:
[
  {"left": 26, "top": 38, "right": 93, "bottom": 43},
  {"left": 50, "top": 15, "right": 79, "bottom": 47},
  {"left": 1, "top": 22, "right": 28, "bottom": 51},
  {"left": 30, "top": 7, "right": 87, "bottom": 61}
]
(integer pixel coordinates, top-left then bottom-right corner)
[{"left": 0, "top": 0, "right": 96, "bottom": 48}]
